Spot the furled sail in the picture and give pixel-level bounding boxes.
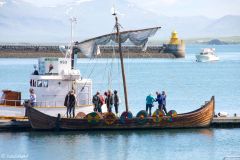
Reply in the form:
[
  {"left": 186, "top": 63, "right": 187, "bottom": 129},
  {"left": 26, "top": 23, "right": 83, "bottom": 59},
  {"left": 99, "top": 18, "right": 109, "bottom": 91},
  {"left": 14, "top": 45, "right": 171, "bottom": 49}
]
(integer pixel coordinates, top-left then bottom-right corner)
[{"left": 76, "top": 27, "right": 161, "bottom": 58}]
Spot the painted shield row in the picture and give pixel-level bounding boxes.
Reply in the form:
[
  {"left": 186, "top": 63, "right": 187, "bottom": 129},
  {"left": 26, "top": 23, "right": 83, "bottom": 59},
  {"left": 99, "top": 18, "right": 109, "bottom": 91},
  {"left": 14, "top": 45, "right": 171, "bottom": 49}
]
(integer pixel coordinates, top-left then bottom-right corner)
[{"left": 83, "top": 110, "right": 177, "bottom": 125}]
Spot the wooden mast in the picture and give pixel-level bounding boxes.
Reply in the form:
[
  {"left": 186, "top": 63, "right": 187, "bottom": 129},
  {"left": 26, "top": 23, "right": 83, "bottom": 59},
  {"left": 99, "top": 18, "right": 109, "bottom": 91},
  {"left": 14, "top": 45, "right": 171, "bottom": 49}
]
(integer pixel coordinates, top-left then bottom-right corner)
[{"left": 113, "top": 13, "right": 129, "bottom": 112}]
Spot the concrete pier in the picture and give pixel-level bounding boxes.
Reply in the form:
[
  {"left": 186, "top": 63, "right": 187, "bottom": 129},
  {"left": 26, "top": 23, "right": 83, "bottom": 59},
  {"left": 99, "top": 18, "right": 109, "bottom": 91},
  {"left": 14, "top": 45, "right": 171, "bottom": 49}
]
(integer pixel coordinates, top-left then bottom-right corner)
[
  {"left": 1, "top": 117, "right": 240, "bottom": 131},
  {"left": 0, "top": 45, "right": 181, "bottom": 58},
  {"left": 211, "top": 117, "right": 240, "bottom": 128},
  {"left": 0, "top": 119, "right": 30, "bottom": 131}
]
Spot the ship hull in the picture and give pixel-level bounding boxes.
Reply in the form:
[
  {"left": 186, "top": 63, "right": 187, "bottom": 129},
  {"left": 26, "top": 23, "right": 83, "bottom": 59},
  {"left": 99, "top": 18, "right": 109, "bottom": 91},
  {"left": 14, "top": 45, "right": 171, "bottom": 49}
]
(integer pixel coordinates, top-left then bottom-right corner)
[
  {"left": 196, "top": 55, "right": 220, "bottom": 62},
  {"left": 27, "top": 96, "right": 215, "bottom": 130}
]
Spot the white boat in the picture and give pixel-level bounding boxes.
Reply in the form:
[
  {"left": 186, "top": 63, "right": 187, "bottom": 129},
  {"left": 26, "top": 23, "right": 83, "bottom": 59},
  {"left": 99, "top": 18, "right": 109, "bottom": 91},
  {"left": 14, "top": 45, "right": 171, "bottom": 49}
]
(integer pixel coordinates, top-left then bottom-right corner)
[
  {"left": 0, "top": 19, "right": 107, "bottom": 119},
  {"left": 196, "top": 48, "right": 219, "bottom": 62}
]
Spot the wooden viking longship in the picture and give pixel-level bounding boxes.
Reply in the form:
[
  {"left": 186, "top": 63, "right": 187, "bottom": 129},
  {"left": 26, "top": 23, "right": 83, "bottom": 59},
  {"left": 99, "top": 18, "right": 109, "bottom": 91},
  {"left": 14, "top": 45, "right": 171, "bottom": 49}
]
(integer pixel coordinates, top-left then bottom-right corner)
[
  {"left": 27, "top": 11, "right": 215, "bottom": 130},
  {"left": 27, "top": 96, "right": 214, "bottom": 130}
]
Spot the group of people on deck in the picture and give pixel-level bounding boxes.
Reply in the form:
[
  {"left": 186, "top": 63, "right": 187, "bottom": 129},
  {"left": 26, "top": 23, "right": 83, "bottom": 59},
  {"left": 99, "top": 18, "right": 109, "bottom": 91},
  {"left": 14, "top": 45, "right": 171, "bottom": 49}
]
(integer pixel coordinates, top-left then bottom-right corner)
[
  {"left": 30, "top": 87, "right": 166, "bottom": 118},
  {"left": 92, "top": 90, "right": 119, "bottom": 115},
  {"left": 64, "top": 89, "right": 120, "bottom": 118},
  {"left": 146, "top": 91, "right": 167, "bottom": 116}
]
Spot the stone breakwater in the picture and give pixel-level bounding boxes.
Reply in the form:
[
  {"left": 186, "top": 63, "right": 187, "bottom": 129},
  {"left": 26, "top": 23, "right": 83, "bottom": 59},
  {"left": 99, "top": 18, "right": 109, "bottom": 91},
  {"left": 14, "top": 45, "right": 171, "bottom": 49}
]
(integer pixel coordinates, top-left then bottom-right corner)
[{"left": 0, "top": 45, "right": 178, "bottom": 58}]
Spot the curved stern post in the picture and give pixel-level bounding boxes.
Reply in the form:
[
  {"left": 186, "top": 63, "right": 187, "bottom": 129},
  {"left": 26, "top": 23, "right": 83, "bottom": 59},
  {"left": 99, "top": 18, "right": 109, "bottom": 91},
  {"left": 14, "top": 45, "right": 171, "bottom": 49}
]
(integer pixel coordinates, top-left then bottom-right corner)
[{"left": 212, "top": 96, "right": 215, "bottom": 119}]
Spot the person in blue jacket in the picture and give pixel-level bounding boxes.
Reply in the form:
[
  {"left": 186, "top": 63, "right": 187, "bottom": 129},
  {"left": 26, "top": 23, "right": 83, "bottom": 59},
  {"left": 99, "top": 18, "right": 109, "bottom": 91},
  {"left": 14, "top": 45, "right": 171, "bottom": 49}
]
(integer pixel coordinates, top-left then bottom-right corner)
[
  {"left": 155, "top": 91, "right": 163, "bottom": 109},
  {"left": 146, "top": 93, "right": 155, "bottom": 116}
]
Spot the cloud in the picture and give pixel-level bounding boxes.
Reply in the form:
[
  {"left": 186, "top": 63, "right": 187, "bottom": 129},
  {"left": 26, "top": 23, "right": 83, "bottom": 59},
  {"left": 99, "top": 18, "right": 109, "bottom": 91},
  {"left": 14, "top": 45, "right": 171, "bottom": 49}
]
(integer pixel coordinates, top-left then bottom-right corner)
[
  {"left": 21, "top": 0, "right": 92, "bottom": 7},
  {"left": 126, "top": 0, "right": 177, "bottom": 7},
  {"left": 126, "top": 0, "right": 240, "bottom": 18},
  {"left": 0, "top": 0, "right": 6, "bottom": 7},
  {"left": 125, "top": 0, "right": 178, "bottom": 15},
  {"left": 75, "top": 0, "right": 92, "bottom": 5}
]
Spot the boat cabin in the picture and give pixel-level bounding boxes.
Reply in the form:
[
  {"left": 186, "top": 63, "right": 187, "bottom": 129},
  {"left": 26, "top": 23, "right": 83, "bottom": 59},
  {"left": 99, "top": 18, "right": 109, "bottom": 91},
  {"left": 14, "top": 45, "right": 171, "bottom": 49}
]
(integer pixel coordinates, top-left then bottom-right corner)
[
  {"left": 30, "top": 57, "right": 92, "bottom": 107},
  {"left": 200, "top": 48, "right": 215, "bottom": 55},
  {"left": 0, "top": 90, "right": 21, "bottom": 106}
]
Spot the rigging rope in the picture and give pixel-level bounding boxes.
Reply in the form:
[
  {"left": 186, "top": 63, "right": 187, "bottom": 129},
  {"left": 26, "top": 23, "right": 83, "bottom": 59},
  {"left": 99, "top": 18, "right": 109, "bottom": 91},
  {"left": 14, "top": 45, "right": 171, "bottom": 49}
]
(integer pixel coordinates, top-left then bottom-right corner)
[{"left": 80, "top": 58, "right": 98, "bottom": 92}]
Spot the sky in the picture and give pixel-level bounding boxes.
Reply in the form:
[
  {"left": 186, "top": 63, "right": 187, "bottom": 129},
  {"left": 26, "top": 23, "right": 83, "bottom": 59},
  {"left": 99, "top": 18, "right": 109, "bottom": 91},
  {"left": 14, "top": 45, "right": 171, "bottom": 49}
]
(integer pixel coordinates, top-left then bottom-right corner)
[
  {"left": 0, "top": 0, "right": 239, "bottom": 42},
  {"left": 17, "top": 0, "right": 240, "bottom": 18}
]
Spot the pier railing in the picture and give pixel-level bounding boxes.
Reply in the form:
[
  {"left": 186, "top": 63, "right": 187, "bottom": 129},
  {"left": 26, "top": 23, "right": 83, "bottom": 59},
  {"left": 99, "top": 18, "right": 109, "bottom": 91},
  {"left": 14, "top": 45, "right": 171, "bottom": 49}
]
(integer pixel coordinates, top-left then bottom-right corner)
[{"left": 0, "top": 99, "right": 90, "bottom": 107}]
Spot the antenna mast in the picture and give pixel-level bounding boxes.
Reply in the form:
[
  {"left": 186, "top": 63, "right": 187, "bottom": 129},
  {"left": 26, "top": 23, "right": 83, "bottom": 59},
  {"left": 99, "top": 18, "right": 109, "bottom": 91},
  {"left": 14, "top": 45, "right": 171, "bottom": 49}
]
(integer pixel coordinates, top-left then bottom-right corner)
[
  {"left": 70, "top": 17, "right": 77, "bottom": 45},
  {"left": 69, "top": 17, "right": 77, "bottom": 58}
]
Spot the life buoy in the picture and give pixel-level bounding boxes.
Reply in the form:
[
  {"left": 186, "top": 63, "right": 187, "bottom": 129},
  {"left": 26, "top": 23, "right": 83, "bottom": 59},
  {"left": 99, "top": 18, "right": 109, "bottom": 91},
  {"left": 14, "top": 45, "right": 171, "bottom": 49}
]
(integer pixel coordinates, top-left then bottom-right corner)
[
  {"left": 85, "top": 112, "right": 103, "bottom": 125},
  {"left": 152, "top": 109, "right": 164, "bottom": 123},
  {"left": 104, "top": 112, "right": 117, "bottom": 125},
  {"left": 136, "top": 110, "right": 148, "bottom": 124},
  {"left": 120, "top": 111, "right": 133, "bottom": 124}
]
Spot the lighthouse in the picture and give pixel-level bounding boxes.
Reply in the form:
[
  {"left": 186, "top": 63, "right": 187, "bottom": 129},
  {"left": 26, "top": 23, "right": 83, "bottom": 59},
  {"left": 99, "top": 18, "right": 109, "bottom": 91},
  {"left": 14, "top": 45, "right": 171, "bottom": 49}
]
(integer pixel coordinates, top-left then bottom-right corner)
[
  {"left": 162, "top": 31, "right": 185, "bottom": 58},
  {"left": 169, "top": 31, "right": 181, "bottom": 45}
]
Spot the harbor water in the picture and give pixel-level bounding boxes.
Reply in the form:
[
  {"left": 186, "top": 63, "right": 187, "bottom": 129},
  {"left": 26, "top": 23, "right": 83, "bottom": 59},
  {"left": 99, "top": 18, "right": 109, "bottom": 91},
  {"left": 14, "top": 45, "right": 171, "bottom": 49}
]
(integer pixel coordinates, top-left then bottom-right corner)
[{"left": 0, "top": 44, "right": 240, "bottom": 160}]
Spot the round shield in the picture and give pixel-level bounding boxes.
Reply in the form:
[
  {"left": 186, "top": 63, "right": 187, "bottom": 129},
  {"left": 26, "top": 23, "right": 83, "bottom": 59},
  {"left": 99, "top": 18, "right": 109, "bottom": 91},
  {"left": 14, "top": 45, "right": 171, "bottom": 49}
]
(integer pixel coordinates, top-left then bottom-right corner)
[
  {"left": 167, "top": 110, "right": 177, "bottom": 122},
  {"left": 75, "top": 112, "right": 86, "bottom": 119},
  {"left": 152, "top": 109, "right": 165, "bottom": 123},
  {"left": 120, "top": 111, "right": 133, "bottom": 124},
  {"left": 104, "top": 112, "right": 117, "bottom": 125},
  {"left": 136, "top": 110, "right": 148, "bottom": 124},
  {"left": 167, "top": 110, "right": 177, "bottom": 117},
  {"left": 85, "top": 112, "right": 103, "bottom": 125}
]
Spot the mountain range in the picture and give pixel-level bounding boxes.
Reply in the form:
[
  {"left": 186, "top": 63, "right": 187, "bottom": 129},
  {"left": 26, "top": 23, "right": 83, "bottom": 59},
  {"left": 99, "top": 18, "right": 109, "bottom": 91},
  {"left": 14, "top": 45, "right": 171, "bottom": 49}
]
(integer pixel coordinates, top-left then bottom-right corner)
[{"left": 0, "top": 0, "right": 240, "bottom": 43}]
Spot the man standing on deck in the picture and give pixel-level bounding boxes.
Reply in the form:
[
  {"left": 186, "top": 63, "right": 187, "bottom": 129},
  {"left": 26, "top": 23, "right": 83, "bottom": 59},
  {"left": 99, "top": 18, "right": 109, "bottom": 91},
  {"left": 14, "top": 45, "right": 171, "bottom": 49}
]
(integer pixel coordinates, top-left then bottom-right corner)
[
  {"left": 64, "top": 90, "right": 76, "bottom": 118},
  {"left": 162, "top": 91, "right": 167, "bottom": 115},
  {"left": 155, "top": 91, "right": 163, "bottom": 113},
  {"left": 92, "top": 92, "right": 100, "bottom": 112},
  {"left": 113, "top": 90, "right": 119, "bottom": 116},
  {"left": 146, "top": 93, "right": 155, "bottom": 116},
  {"left": 105, "top": 90, "right": 113, "bottom": 112}
]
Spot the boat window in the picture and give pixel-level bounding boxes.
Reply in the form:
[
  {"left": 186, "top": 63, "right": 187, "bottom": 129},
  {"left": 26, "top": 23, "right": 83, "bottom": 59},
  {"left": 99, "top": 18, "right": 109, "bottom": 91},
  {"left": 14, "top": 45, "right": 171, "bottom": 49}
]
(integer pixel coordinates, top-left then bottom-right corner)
[
  {"left": 30, "top": 79, "right": 33, "bottom": 87},
  {"left": 30, "top": 79, "right": 37, "bottom": 87},
  {"left": 0, "top": 91, "right": 5, "bottom": 104},
  {"left": 33, "top": 80, "right": 36, "bottom": 87},
  {"left": 43, "top": 80, "right": 48, "bottom": 87},
  {"left": 37, "top": 80, "right": 42, "bottom": 87}
]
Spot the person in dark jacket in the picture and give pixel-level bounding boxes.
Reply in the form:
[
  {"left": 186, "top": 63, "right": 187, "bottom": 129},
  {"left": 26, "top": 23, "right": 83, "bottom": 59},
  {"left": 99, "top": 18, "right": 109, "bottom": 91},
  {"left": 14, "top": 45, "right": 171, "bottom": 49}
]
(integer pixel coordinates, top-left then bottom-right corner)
[
  {"left": 113, "top": 90, "right": 119, "bottom": 115},
  {"left": 161, "top": 91, "right": 167, "bottom": 115},
  {"left": 105, "top": 90, "right": 113, "bottom": 112},
  {"left": 92, "top": 92, "right": 100, "bottom": 112},
  {"left": 155, "top": 91, "right": 166, "bottom": 115},
  {"left": 155, "top": 91, "right": 163, "bottom": 109},
  {"left": 64, "top": 90, "right": 76, "bottom": 118}
]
